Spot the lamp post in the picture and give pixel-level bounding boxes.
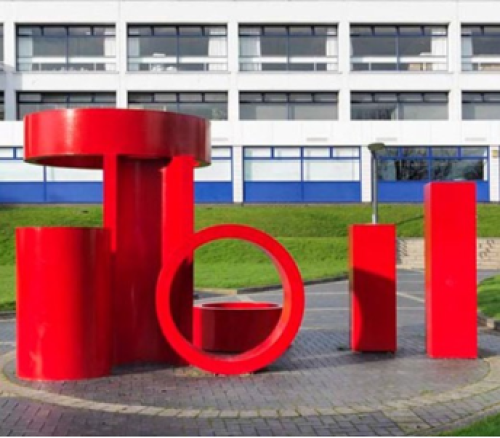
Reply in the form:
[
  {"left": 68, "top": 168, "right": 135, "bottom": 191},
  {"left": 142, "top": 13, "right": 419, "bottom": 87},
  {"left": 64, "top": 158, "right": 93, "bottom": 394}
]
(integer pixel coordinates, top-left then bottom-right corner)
[{"left": 367, "top": 142, "right": 386, "bottom": 225}]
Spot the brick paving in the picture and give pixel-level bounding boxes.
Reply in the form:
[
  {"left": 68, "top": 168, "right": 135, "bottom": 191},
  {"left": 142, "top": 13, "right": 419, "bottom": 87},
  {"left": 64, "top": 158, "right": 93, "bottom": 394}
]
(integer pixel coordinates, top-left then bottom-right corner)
[{"left": 1, "top": 269, "right": 500, "bottom": 435}]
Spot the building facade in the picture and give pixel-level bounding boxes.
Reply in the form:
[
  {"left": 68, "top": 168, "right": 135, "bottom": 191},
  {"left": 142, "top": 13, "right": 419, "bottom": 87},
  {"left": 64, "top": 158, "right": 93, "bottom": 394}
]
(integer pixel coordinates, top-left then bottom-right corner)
[{"left": 0, "top": 0, "right": 498, "bottom": 204}]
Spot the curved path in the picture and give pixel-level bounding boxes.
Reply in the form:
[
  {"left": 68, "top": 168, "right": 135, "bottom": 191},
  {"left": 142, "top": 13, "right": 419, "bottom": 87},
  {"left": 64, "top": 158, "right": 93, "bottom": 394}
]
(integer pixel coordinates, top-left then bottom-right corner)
[{"left": 1, "top": 269, "right": 500, "bottom": 436}]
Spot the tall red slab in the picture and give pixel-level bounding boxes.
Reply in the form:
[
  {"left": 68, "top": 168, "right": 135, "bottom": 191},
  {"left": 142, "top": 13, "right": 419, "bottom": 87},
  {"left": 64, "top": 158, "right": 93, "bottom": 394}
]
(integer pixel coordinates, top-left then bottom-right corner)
[
  {"left": 425, "top": 182, "right": 477, "bottom": 359},
  {"left": 104, "top": 156, "right": 178, "bottom": 365},
  {"left": 162, "top": 156, "right": 195, "bottom": 366},
  {"left": 349, "top": 225, "right": 396, "bottom": 353},
  {"left": 17, "top": 227, "right": 111, "bottom": 380}
]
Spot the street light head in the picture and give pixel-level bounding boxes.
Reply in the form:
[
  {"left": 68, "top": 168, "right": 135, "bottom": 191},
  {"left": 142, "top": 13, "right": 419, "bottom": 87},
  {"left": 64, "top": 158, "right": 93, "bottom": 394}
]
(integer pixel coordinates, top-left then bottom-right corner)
[{"left": 368, "top": 142, "right": 386, "bottom": 153}]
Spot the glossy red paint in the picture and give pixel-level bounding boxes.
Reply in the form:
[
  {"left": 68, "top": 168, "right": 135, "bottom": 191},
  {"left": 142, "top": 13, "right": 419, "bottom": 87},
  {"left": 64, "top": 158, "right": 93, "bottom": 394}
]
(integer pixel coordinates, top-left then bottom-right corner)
[
  {"left": 24, "top": 108, "right": 210, "bottom": 168},
  {"left": 23, "top": 109, "right": 210, "bottom": 366},
  {"left": 104, "top": 157, "right": 175, "bottom": 365},
  {"left": 193, "top": 302, "right": 282, "bottom": 353},
  {"left": 16, "top": 227, "right": 111, "bottom": 380},
  {"left": 162, "top": 156, "right": 196, "bottom": 366},
  {"left": 19, "top": 109, "right": 307, "bottom": 378},
  {"left": 156, "top": 224, "right": 305, "bottom": 375},
  {"left": 425, "top": 182, "right": 477, "bottom": 359},
  {"left": 349, "top": 225, "right": 397, "bottom": 353}
]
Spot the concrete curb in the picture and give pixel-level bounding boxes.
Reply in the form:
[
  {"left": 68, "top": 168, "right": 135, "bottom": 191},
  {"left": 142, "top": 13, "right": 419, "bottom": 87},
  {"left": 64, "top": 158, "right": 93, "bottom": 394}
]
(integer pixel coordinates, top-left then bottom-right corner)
[
  {"left": 478, "top": 311, "right": 500, "bottom": 331},
  {"left": 196, "top": 273, "right": 348, "bottom": 296},
  {"left": 0, "top": 311, "right": 15, "bottom": 320}
]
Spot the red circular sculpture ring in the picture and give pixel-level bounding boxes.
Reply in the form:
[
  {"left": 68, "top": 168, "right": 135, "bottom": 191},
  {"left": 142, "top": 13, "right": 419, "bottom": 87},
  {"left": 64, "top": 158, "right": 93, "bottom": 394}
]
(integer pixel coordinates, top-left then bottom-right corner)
[
  {"left": 24, "top": 108, "right": 210, "bottom": 168},
  {"left": 156, "top": 224, "right": 305, "bottom": 375}
]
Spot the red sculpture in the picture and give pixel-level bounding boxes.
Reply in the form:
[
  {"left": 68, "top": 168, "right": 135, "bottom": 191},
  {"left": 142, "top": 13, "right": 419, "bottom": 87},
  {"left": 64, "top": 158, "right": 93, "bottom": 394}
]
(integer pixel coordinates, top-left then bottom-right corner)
[
  {"left": 349, "top": 225, "right": 397, "bottom": 353},
  {"left": 18, "top": 109, "right": 305, "bottom": 380},
  {"left": 156, "top": 224, "right": 305, "bottom": 375},
  {"left": 425, "top": 182, "right": 478, "bottom": 359},
  {"left": 16, "top": 108, "right": 479, "bottom": 381},
  {"left": 193, "top": 302, "right": 282, "bottom": 353},
  {"left": 17, "top": 227, "right": 112, "bottom": 380}
]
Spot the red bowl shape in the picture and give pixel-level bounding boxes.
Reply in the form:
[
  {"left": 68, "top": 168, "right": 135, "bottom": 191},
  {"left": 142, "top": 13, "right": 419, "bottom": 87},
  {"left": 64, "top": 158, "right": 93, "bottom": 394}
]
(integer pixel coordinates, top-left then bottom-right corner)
[{"left": 193, "top": 302, "right": 282, "bottom": 354}]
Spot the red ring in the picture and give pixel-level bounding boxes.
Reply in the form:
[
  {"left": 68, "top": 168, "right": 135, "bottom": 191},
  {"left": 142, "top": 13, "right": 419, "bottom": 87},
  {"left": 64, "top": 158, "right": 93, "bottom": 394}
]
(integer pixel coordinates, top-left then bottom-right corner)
[{"left": 156, "top": 224, "right": 305, "bottom": 375}]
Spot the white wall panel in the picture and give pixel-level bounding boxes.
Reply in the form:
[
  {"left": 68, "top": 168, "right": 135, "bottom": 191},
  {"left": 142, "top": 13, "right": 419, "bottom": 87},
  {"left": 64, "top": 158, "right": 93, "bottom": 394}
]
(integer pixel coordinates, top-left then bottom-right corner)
[
  {"left": 195, "top": 161, "right": 231, "bottom": 182},
  {"left": 0, "top": 161, "right": 43, "bottom": 181},
  {"left": 45, "top": 167, "right": 103, "bottom": 182},
  {"left": 244, "top": 160, "right": 301, "bottom": 182}
]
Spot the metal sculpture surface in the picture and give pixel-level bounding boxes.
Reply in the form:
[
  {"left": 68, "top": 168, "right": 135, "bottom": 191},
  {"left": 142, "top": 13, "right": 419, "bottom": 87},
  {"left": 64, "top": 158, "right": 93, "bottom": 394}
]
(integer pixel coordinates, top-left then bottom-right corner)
[{"left": 17, "top": 108, "right": 305, "bottom": 380}]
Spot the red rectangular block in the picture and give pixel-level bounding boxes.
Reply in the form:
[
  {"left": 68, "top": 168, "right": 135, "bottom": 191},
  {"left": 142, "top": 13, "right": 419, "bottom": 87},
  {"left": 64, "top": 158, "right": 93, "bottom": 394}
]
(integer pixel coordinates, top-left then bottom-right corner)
[
  {"left": 425, "top": 182, "right": 477, "bottom": 359},
  {"left": 349, "top": 224, "right": 397, "bottom": 352}
]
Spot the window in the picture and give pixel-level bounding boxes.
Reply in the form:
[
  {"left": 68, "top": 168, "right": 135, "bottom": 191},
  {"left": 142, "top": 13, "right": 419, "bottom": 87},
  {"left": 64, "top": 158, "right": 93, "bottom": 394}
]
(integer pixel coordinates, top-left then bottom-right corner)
[
  {"left": 239, "top": 25, "right": 337, "bottom": 72},
  {"left": 17, "top": 92, "right": 116, "bottom": 120},
  {"left": 0, "top": 25, "right": 3, "bottom": 71},
  {"left": 244, "top": 146, "right": 360, "bottom": 182},
  {"left": 462, "top": 26, "right": 500, "bottom": 71},
  {"left": 128, "top": 25, "right": 227, "bottom": 72},
  {"left": 240, "top": 92, "right": 337, "bottom": 120},
  {"left": 463, "top": 92, "right": 500, "bottom": 120},
  {"left": 196, "top": 147, "right": 232, "bottom": 182},
  {"left": 351, "top": 25, "right": 447, "bottom": 71},
  {"left": 128, "top": 92, "right": 227, "bottom": 120},
  {"left": 17, "top": 25, "right": 116, "bottom": 72},
  {"left": 378, "top": 146, "right": 488, "bottom": 182},
  {"left": 351, "top": 92, "right": 448, "bottom": 120},
  {"left": 0, "top": 94, "right": 3, "bottom": 120}
]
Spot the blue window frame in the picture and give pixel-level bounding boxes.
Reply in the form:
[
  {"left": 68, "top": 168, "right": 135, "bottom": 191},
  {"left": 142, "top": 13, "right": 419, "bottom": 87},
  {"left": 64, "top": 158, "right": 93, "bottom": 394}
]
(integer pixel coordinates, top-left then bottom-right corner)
[
  {"left": 127, "top": 25, "right": 227, "bottom": 72},
  {"left": 0, "top": 146, "right": 103, "bottom": 203},
  {"left": 239, "top": 25, "right": 338, "bottom": 72},
  {"left": 244, "top": 146, "right": 361, "bottom": 203},
  {"left": 195, "top": 146, "right": 233, "bottom": 203},
  {"left": 17, "top": 92, "right": 116, "bottom": 120},
  {"left": 462, "top": 25, "right": 500, "bottom": 71},
  {"left": 17, "top": 25, "right": 116, "bottom": 72},
  {"left": 351, "top": 25, "right": 448, "bottom": 72},
  {"left": 377, "top": 146, "right": 489, "bottom": 202}
]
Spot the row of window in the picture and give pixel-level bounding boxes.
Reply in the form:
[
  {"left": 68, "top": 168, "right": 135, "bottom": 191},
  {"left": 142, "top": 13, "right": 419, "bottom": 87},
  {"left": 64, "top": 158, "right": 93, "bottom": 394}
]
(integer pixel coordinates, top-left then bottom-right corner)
[
  {"left": 1, "top": 24, "right": 500, "bottom": 72},
  {"left": 0, "top": 144, "right": 488, "bottom": 185},
  {"left": 5, "top": 91, "right": 500, "bottom": 121},
  {"left": 242, "top": 146, "right": 488, "bottom": 183},
  {"left": 244, "top": 147, "right": 359, "bottom": 182},
  {"left": 377, "top": 146, "right": 488, "bottom": 182}
]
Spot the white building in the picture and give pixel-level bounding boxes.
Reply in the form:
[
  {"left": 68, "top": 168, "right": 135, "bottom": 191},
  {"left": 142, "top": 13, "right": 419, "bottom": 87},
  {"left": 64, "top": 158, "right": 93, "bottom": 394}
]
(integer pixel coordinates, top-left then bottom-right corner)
[{"left": 0, "top": 0, "right": 498, "bottom": 204}]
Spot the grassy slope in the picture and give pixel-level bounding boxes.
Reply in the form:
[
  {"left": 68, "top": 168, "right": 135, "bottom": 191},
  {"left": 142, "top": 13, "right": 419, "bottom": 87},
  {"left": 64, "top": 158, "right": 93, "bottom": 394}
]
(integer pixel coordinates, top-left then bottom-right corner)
[
  {"left": 478, "top": 275, "right": 500, "bottom": 319},
  {"left": 443, "top": 414, "right": 500, "bottom": 436},
  {"left": 2, "top": 204, "right": 500, "bottom": 310}
]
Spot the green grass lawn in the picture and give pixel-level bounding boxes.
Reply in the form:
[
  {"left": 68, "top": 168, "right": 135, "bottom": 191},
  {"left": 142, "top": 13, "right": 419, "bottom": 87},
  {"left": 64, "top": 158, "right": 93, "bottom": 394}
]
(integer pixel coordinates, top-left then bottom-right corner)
[
  {"left": 0, "top": 265, "right": 15, "bottom": 311},
  {"left": 443, "top": 414, "right": 500, "bottom": 436},
  {"left": 478, "top": 275, "right": 500, "bottom": 320},
  {"left": 2, "top": 203, "right": 500, "bottom": 311}
]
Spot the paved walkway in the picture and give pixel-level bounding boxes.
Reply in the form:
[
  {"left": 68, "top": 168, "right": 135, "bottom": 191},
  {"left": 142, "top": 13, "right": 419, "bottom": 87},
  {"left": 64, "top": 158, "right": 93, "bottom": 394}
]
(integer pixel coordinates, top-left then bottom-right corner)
[{"left": 2, "top": 270, "right": 500, "bottom": 436}]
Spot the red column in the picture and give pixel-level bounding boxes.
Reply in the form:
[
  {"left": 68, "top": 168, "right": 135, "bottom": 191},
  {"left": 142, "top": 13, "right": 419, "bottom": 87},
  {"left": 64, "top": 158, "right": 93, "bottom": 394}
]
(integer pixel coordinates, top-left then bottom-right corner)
[
  {"left": 162, "top": 156, "right": 195, "bottom": 365},
  {"left": 349, "top": 224, "right": 397, "bottom": 353},
  {"left": 425, "top": 182, "right": 477, "bottom": 359},
  {"left": 104, "top": 156, "right": 177, "bottom": 365},
  {"left": 16, "top": 227, "right": 111, "bottom": 380}
]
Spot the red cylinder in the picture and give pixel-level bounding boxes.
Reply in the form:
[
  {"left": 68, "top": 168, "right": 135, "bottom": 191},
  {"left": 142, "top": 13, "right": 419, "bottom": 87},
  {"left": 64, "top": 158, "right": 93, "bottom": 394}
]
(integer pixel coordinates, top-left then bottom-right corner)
[
  {"left": 16, "top": 227, "right": 112, "bottom": 380},
  {"left": 193, "top": 302, "right": 282, "bottom": 353}
]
